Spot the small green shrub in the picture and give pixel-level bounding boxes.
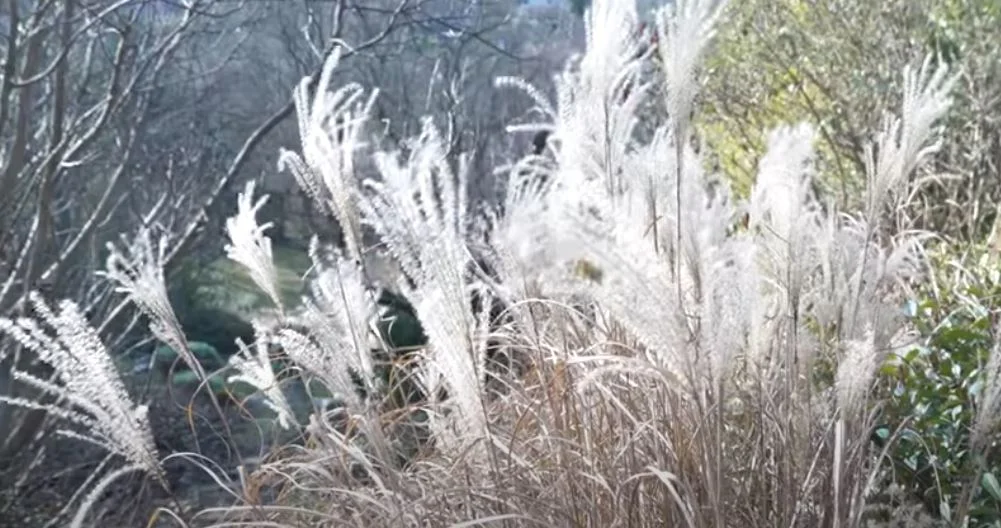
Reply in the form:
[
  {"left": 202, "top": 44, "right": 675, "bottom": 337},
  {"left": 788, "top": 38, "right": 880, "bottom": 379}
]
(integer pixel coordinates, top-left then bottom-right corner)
[{"left": 879, "top": 245, "right": 1001, "bottom": 524}]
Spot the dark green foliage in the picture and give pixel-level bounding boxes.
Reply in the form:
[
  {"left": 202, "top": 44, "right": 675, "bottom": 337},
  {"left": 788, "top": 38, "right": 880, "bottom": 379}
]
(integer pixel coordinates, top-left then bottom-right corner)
[
  {"left": 154, "top": 341, "right": 226, "bottom": 373},
  {"left": 177, "top": 307, "right": 255, "bottom": 359},
  {"left": 370, "top": 288, "right": 430, "bottom": 408},
  {"left": 878, "top": 251, "right": 1001, "bottom": 524},
  {"left": 374, "top": 288, "right": 428, "bottom": 350},
  {"left": 168, "top": 369, "right": 227, "bottom": 395},
  {"left": 153, "top": 341, "right": 257, "bottom": 403}
]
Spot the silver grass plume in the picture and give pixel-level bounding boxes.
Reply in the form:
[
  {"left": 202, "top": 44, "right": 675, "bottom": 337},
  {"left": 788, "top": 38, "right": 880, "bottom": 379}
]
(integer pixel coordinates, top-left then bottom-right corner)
[
  {"left": 278, "top": 46, "right": 378, "bottom": 264},
  {"left": 302, "top": 242, "right": 378, "bottom": 398},
  {"left": 864, "top": 56, "right": 958, "bottom": 220},
  {"left": 358, "top": 118, "right": 491, "bottom": 458},
  {"left": 101, "top": 229, "right": 203, "bottom": 380},
  {"left": 227, "top": 324, "right": 297, "bottom": 430},
  {"left": 655, "top": 0, "right": 726, "bottom": 137},
  {"left": 0, "top": 293, "right": 161, "bottom": 479},
  {"left": 225, "top": 180, "right": 284, "bottom": 313}
]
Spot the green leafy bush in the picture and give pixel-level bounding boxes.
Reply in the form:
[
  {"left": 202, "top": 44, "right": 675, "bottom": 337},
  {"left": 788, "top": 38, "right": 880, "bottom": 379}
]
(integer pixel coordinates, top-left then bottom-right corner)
[{"left": 879, "top": 245, "right": 1001, "bottom": 523}]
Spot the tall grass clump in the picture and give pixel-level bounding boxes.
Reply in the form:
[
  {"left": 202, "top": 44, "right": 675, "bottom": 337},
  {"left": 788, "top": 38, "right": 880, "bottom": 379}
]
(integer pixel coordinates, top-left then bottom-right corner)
[
  {"left": 192, "top": 0, "right": 977, "bottom": 525},
  {"left": 7, "top": 0, "right": 998, "bottom": 526}
]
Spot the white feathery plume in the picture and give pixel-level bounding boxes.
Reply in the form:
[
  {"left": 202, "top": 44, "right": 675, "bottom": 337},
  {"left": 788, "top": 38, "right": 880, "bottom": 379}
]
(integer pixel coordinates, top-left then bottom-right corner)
[
  {"left": 974, "top": 330, "right": 1001, "bottom": 452},
  {"left": 357, "top": 118, "right": 490, "bottom": 456},
  {"left": 0, "top": 294, "right": 161, "bottom": 478},
  {"left": 864, "top": 56, "right": 957, "bottom": 220},
  {"left": 655, "top": 0, "right": 727, "bottom": 136},
  {"left": 560, "top": 0, "right": 650, "bottom": 200},
  {"left": 227, "top": 325, "right": 297, "bottom": 430},
  {"left": 834, "top": 328, "right": 879, "bottom": 418},
  {"left": 747, "top": 123, "right": 822, "bottom": 321},
  {"left": 278, "top": 46, "right": 378, "bottom": 263},
  {"left": 101, "top": 229, "right": 201, "bottom": 379},
  {"left": 304, "top": 250, "right": 377, "bottom": 393},
  {"left": 275, "top": 252, "right": 378, "bottom": 410},
  {"left": 224, "top": 180, "right": 284, "bottom": 312}
]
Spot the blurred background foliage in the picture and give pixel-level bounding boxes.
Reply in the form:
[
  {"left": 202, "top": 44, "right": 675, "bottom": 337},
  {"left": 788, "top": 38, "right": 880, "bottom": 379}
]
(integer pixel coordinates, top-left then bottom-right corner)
[{"left": 698, "top": 0, "right": 1001, "bottom": 240}]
